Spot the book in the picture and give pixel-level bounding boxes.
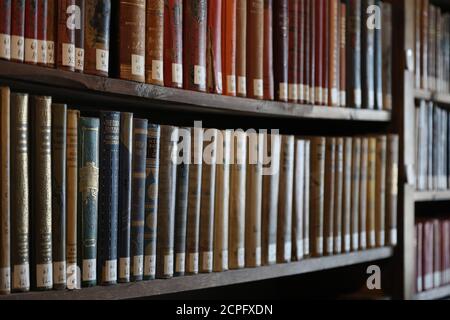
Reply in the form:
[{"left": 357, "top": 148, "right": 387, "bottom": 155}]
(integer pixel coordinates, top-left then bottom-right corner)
[
  {"left": 420, "top": 0, "right": 429, "bottom": 90},
  {"left": 359, "top": 137, "right": 368, "bottom": 250},
  {"left": 11, "top": 0, "right": 25, "bottom": 62},
  {"left": 322, "top": 0, "right": 329, "bottom": 106},
  {"left": 333, "top": 138, "right": 344, "bottom": 254},
  {"left": 25, "top": 0, "right": 38, "bottom": 65},
  {"left": 343, "top": 137, "right": 353, "bottom": 253},
  {"left": 374, "top": 0, "right": 383, "bottom": 111},
  {"left": 298, "top": 0, "right": 305, "bottom": 103},
  {"left": 303, "top": 140, "right": 310, "bottom": 256},
  {"left": 361, "top": 0, "right": 375, "bottom": 110},
  {"left": 351, "top": 138, "right": 361, "bottom": 251},
  {"left": 324, "top": 138, "right": 336, "bottom": 255},
  {"left": 288, "top": 0, "right": 299, "bottom": 103},
  {"left": 375, "top": 135, "right": 386, "bottom": 247},
  {"left": 222, "top": 0, "right": 237, "bottom": 96},
  {"left": 37, "top": 0, "right": 48, "bottom": 65},
  {"left": 0, "top": 1, "right": 11, "bottom": 60},
  {"left": 347, "top": 0, "right": 362, "bottom": 108},
  {"left": 46, "top": 0, "right": 56, "bottom": 66},
  {"left": 328, "top": 0, "right": 339, "bottom": 107},
  {"left": 145, "top": 0, "right": 164, "bottom": 85},
  {"left": 273, "top": 0, "right": 288, "bottom": 102},
  {"left": 293, "top": 139, "right": 305, "bottom": 261},
  {"left": 236, "top": 0, "right": 247, "bottom": 97},
  {"left": 381, "top": 2, "right": 392, "bottom": 110},
  {"left": 423, "top": 220, "right": 433, "bottom": 290},
  {"left": 247, "top": 0, "right": 264, "bottom": 100},
  {"left": 57, "top": 0, "right": 76, "bottom": 71},
  {"left": 416, "top": 221, "right": 423, "bottom": 292},
  {"left": 263, "top": 0, "right": 274, "bottom": 100},
  {"left": 314, "top": 0, "right": 323, "bottom": 105},
  {"left": 304, "top": 0, "right": 312, "bottom": 104},
  {"left": 164, "top": 0, "right": 183, "bottom": 88},
  {"left": 75, "top": 0, "right": 85, "bottom": 72},
  {"left": 339, "top": 2, "right": 346, "bottom": 107},
  {"left": 207, "top": 0, "right": 223, "bottom": 94},
  {"left": 433, "top": 219, "right": 441, "bottom": 287}
]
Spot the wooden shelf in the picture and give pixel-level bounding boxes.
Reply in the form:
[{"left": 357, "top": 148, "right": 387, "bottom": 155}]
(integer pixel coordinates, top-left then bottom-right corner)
[
  {"left": 414, "top": 190, "right": 450, "bottom": 202},
  {"left": 0, "top": 60, "right": 391, "bottom": 122},
  {"left": 0, "top": 247, "right": 393, "bottom": 300},
  {"left": 414, "top": 89, "right": 450, "bottom": 105},
  {"left": 415, "top": 284, "right": 450, "bottom": 300}
]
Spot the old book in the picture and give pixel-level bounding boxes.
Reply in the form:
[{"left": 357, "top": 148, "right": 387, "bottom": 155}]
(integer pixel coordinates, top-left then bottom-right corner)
[
  {"left": 185, "top": 128, "right": 203, "bottom": 274},
  {"left": 46, "top": 0, "right": 56, "bottom": 66},
  {"left": 98, "top": 112, "right": 120, "bottom": 286},
  {"left": 334, "top": 138, "right": 344, "bottom": 254},
  {"left": 293, "top": 139, "right": 305, "bottom": 261},
  {"left": 277, "top": 135, "right": 294, "bottom": 263},
  {"left": 347, "top": 0, "right": 362, "bottom": 108},
  {"left": 420, "top": 0, "right": 429, "bottom": 90},
  {"left": 222, "top": 0, "right": 237, "bottom": 96},
  {"left": 343, "top": 137, "right": 353, "bottom": 253},
  {"left": 130, "top": 119, "right": 148, "bottom": 281},
  {"left": 236, "top": 0, "right": 247, "bottom": 97},
  {"left": 381, "top": 2, "right": 392, "bottom": 110},
  {"left": 385, "top": 134, "right": 398, "bottom": 246},
  {"left": 351, "top": 138, "right": 362, "bottom": 251},
  {"left": 156, "top": 126, "right": 178, "bottom": 279},
  {"left": 24, "top": 0, "right": 38, "bottom": 65},
  {"left": 328, "top": 0, "right": 340, "bottom": 107},
  {"left": 261, "top": 132, "right": 280, "bottom": 265},
  {"left": 263, "top": 0, "right": 274, "bottom": 100},
  {"left": 288, "top": 0, "right": 299, "bottom": 103},
  {"left": 174, "top": 128, "right": 190, "bottom": 276},
  {"left": 324, "top": 138, "right": 336, "bottom": 256},
  {"left": 74, "top": 0, "right": 85, "bottom": 72},
  {"left": 374, "top": 0, "right": 383, "bottom": 111},
  {"left": 199, "top": 129, "right": 218, "bottom": 273},
  {"left": 119, "top": 0, "right": 146, "bottom": 82},
  {"left": 37, "top": 0, "right": 48, "bottom": 65},
  {"left": 57, "top": 0, "right": 76, "bottom": 71},
  {"left": 359, "top": 137, "right": 369, "bottom": 250},
  {"left": 0, "top": 87, "right": 10, "bottom": 294},
  {"left": 428, "top": 5, "right": 435, "bottom": 91},
  {"left": 303, "top": 140, "right": 310, "bottom": 256},
  {"left": 78, "top": 117, "right": 99, "bottom": 288},
  {"left": 298, "top": 0, "right": 305, "bottom": 103},
  {"left": 229, "top": 130, "right": 247, "bottom": 269},
  {"left": 213, "top": 130, "right": 231, "bottom": 272},
  {"left": 427, "top": 102, "right": 433, "bottom": 190},
  {"left": 164, "top": 0, "right": 183, "bottom": 88},
  {"left": 143, "top": 124, "right": 160, "bottom": 280},
  {"left": 84, "top": 0, "right": 111, "bottom": 77},
  {"left": 10, "top": 93, "right": 30, "bottom": 293},
  {"left": 416, "top": 221, "right": 423, "bottom": 292},
  {"left": 246, "top": 132, "right": 263, "bottom": 267},
  {"left": 31, "top": 96, "right": 52, "bottom": 291},
  {"left": 414, "top": 0, "right": 421, "bottom": 89},
  {"left": 423, "top": 221, "right": 434, "bottom": 290},
  {"left": 322, "top": 0, "right": 329, "bottom": 106},
  {"left": 247, "top": 0, "right": 264, "bottom": 100},
  {"left": 314, "top": 0, "right": 323, "bottom": 105},
  {"left": 11, "top": 0, "right": 25, "bottom": 62},
  {"left": 207, "top": 0, "right": 223, "bottom": 94},
  {"left": 304, "top": 0, "right": 312, "bottom": 104},
  {"left": 367, "top": 137, "right": 377, "bottom": 249},
  {"left": 183, "top": 0, "right": 207, "bottom": 92},
  {"left": 339, "top": 2, "right": 346, "bottom": 107},
  {"left": 0, "top": 1, "right": 11, "bottom": 60},
  {"left": 146, "top": 0, "right": 164, "bottom": 85},
  {"left": 375, "top": 136, "right": 386, "bottom": 247},
  {"left": 118, "top": 113, "right": 133, "bottom": 283},
  {"left": 51, "top": 103, "right": 67, "bottom": 290},
  {"left": 361, "top": 0, "right": 375, "bottom": 110},
  {"left": 433, "top": 219, "right": 441, "bottom": 287}
]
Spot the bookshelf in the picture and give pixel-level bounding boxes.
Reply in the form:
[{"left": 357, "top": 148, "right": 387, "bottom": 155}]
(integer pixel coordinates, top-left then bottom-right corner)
[
  {"left": 414, "top": 191, "right": 450, "bottom": 202},
  {"left": 414, "top": 284, "right": 450, "bottom": 300},
  {"left": 414, "top": 89, "right": 450, "bottom": 105}
]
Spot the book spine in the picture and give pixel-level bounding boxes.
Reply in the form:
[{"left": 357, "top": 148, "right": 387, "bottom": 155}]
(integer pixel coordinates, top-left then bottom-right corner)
[
  {"left": 130, "top": 119, "right": 148, "bottom": 281},
  {"left": 143, "top": 124, "right": 160, "bottom": 280},
  {"left": 222, "top": 0, "right": 237, "bottom": 96},
  {"left": 84, "top": 0, "right": 111, "bottom": 77},
  {"left": 416, "top": 222, "right": 423, "bottom": 292},
  {"left": 322, "top": 0, "right": 329, "bottom": 106},
  {"left": 24, "top": 0, "right": 38, "bottom": 65},
  {"left": 303, "top": 140, "right": 310, "bottom": 256},
  {"left": 361, "top": 0, "right": 375, "bottom": 110},
  {"left": 57, "top": 0, "right": 76, "bottom": 71},
  {"left": 119, "top": 0, "right": 146, "bottom": 82},
  {"left": 347, "top": 0, "right": 362, "bottom": 108},
  {"left": 314, "top": 0, "right": 323, "bottom": 105},
  {"left": 414, "top": 0, "right": 421, "bottom": 89},
  {"left": 78, "top": 117, "right": 99, "bottom": 287},
  {"left": 334, "top": 138, "right": 344, "bottom": 254},
  {"left": 10, "top": 93, "right": 30, "bottom": 293},
  {"left": 207, "top": 0, "right": 223, "bottom": 94},
  {"left": 351, "top": 138, "right": 361, "bottom": 251},
  {"left": 423, "top": 221, "right": 433, "bottom": 290},
  {"left": 74, "top": 0, "right": 85, "bottom": 72},
  {"left": 0, "top": 1, "right": 11, "bottom": 60},
  {"left": 343, "top": 137, "right": 353, "bottom": 252},
  {"left": 385, "top": 135, "right": 398, "bottom": 246},
  {"left": 374, "top": 0, "right": 382, "bottom": 110},
  {"left": 375, "top": 135, "right": 386, "bottom": 247},
  {"left": 46, "top": 0, "right": 56, "bottom": 67},
  {"left": 359, "top": 137, "right": 368, "bottom": 250},
  {"left": 146, "top": 0, "right": 164, "bottom": 85},
  {"left": 263, "top": 0, "right": 273, "bottom": 100},
  {"left": 428, "top": 6, "right": 435, "bottom": 91},
  {"left": 246, "top": 0, "right": 264, "bottom": 100},
  {"left": 273, "top": 0, "right": 288, "bottom": 102},
  {"left": 11, "top": 0, "right": 25, "bottom": 62},
  {"left": 0, "top": 87, "right": 10, "bottom": 294},
  {"left": 310, "top": 137, "right": 325, "bottom": 257},
  {"left": 156, "top": 126, "right": 178, "bottom": 279},
  {"left": 51, "top": 103, "right": 67, "bottom": 290},
  {"left": 324, "top": 138, "right": 336, "bottom": 256},
  {"left": 298, "top": 0, "right": 305, "bottom": 103},
  {"left": 433, "top": 219, "right": 441, "bottom": 287},
  {"left": 382, "top": 2, "right": 392, "bottom": 110},
  {"left": 236, "top": 0, "right": 247, "bottom": 97},
  {"left": 328, "top": 0, "right": 339, "bottom": 107},
  {"left": 32, "top": 96, "right": 52, "bottom": 291},
  {"left": 37, "top": 0, "right": 48, "bottom": 66},
  {"left": 288, "top": 0, "right": 299, "bottom": 103},
  {"left": 293, "top": 139, "right": 305, "bottom": 261},
  {"left": 339, "top": 2, "right": 346, "bottom": 107},
  {"left": 183, "top": 0, "right": 207, "bottom": 92},
  {"left": 420, "top": 0, "right": 429, "bottom": 90},
  {"left": 427, "top": 102, "right": 433, "bottom": 190},
  {"left": 164, "top": 0, "right": 183, "bottom": 88},
  {"left": 307, "top": 0, "right": 314, "bottom": 104},
  {"left": 303, "top": 0, "right": 312, "bottom": 104}
]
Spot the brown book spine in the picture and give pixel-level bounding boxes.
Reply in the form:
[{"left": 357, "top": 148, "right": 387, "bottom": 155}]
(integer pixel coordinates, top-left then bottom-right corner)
[
  {"left": 366, "top": 137, "right": 376, "bottom": 248},
  {"left": 420, "top": 0, "right": 429, "bottom": 90},
  {"left": 236, "top": 0, "right": 247, "bottom": 97},
  {"left": 288, "top": 0, "right": 299, "bottom": 103},
  {"left": 433, "top": 219, "right": 441, "bottom": 287},
  {"left": 351, "top": 138, "right": 362, "bottom": 251},
  {"left": 0, "top": 1, "right": 11, "bottom": 60},
  {"left": 146, "top": 0, "right": 164, "bottom": 85},
  {"left": 11, "top": 0, "right": 25, "bottom": 62},
  {"left": 222, "top": 0, "right": 237, "bottom": 96},
  {"left": 46, "top": 0, "right": 56, "bottom": 67},
  {"left": 164, "top": 0, "right": 183, "bottom": 88},
  {"left": 74, "top": 0, "right": 85, "bottom": 72},
  {"left": 342, "top": 137, "right": 353, "bottom": 253},
  {"left": 298, "top": 0, "right": 305, "bottom": 103},
  {"left": 247, "top": 0, "right": 264, "bottom": 100},
  {"left": 25, "top": 0, "right": 38, "bottom": 65},
  {"left": 375, "top": 136, "right": 386, "bottom": 247},
  {"left": 57, "top": 0, "right": 75, "bottom": 71},
  {"left": 339, "top": 2, "right": 346, "bottom": 107},
  {"left": 328, "top": 0, "right": 339, "bottom": 107},
  {"left": 324, "top": 138, "right": 336, "bottom": 255},
  {"left": 313, "top": 0, "right": 323, "bottom": 105},
  {"left": 382, "top": 2, "right": 392, "bottom": 110},
  {"left": 37, "top": 0, "right": 48, "bottom": 66},
  {"left": 333, "top": 138, "right": 344, "bottom": 254},
  {"left": 386, "top": 134, "right": 398, "bottom": 246},
  {"left": 359, "top": 138, "right": 368, "bottom": 250},
  {"left": 322, "top": 0, "right": 329, "bottom": 106},
  {"left": 207, "top": 0, "right": 223, "bottom": 94},
  {"left": 263, "top": 0, "right": 274, "bottom": 100},
  {"left": 273, "top": 0, "right": 288, "bottom": 102}
]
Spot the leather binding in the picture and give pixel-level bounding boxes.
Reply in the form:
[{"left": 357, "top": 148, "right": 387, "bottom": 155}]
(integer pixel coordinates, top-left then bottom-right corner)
[
  {"left": 347, "top": 0, "right": 362, "bottom": 108},
  {"left": 273, "top": 0, "right": 288, "bottom": 102},
  {"left": 130, "top": 118, "right": 148, "bottom": 281},
  {"left": 156, "top": 126, "right": 178, "bottom": 279},
  {"left": 310, "top": 137, "right": 325, "bottom": 257},
  {"left": 339, "top": 2, "right": 346, "bottom": 107},
  {"left": 245, "top": 133, "right": 263, "bottom": 268},
  {"left": 423, "top": 220, "right": 433, "bottom": 290},
  {"left": 382, "top": 3, "right": 392, "bottom": 110},
  {"left": 236, "top": 0, "right": 247, "bottom": 97},
  {"left": 246, "top": 0, "right": 264, "bottom": 100},
  {"left": 164, "top": 0, "right": 183, "bottom": 88},
  {"left": 375, "top": 136, "right": 386, "bottom": 247},
  {"left": 333, "top": 138, "right": 344, "bottom": 254},
  {"left": 222, "top": 0, "right": 237, "bottom": 96},
  {"left": 11, "top": 0, "right": 25, "bottom": 62},
  {"left": 174, "top": 128, "right": 190, "bottom": 276},
  {"left": 146, "top": 0, "right": 164, "bottom": 85},
  {"left": 292, "top": 139, "right": 305, "bottom": 261},
  {"left": 31, "top": 96, "right": 52, "bottom": 291},
  {"left": 297, "top": 0, "right": 305, "bottom": 103},
  {"left": 185, "top": 128, "right": 203, "bottom": 275},
  {"left": 314, "top": 0, "right": 323, "bottom": 105},
  {"left": 374, "top": 0, "right": 382, "bottom": 110},
  {"left": 324, "top": 138, "right": 336, "bottom": 256},
  {"left": 213, "top": 130, "right": 231, "bottom": 272},
  {"left": 288, "top": 0, "right": 298, "bottom": 103},
  {"left": 361, "top": 0, "right": 375, "bottom": 110},
  {"left": 143, "top": 124, "right": 160, "bottom": 280},
  {"left": 277, "top": 135, "right": 294, "bottom": 263},
  {"left": 10, "top": 93, "right": 30, "bottom": 293},
  {"left": 359, "top": 137, "right": 368, "bottom": 250},
  {"left": 75, "top": 0, "right": 85, "bottom": 72},
  {"left": 77, "top": 117, "right": 100, "bottom": 288},
  {"left": 57, "top": 0, "right": 76, "bottom": 71},
  {"left": 328, "top": 0, "right": 339, "bottom": 107},
  {"left": 261, "top": 133, "right": 280, "bottom": 265},
  {"left": 46, "top": 0, "right": 56, "bottom": 67},
  {"left": 343, "top": 137, "right": 353, "bottom": 253},
  {"left": 306, "top": 0, "right": 314, "bottom": 104},
  {"left": 322, "top": 0, "right": 329, "bottom": 106},
  {"left": 0, "top": 87, "right": 10, "bottom": 294},
  {"left": 386, "top": 134, "right": 398, "bottom": 246},
  {"left": 199, "top": 129, "right": 218, "bottom": 273},
  {"left": 416, "top": 221, "right": 423, "bottom": 292},
  {"left": 0, "top": 1, "right": 11, "bottom": 60},
  {"left": 303, "top": 141, "right": 310, "bottom": 256},
  {"left": 119, "top": 0, "right": 146, "bottom": 82},
  {"left": 420, "top": 0, "right": 428, "bottom": 90},
  {"left": 84, "top": 0, "right": 111, "bottom": 77},
  {"left": 37, "top": 0, "right": 48, "bottom": 66},
  {"left": 98, "top": 112, "right": 120, "bottom": 285},
  {"left": 25, "top": 0, "right": 38, "bottom": 65},
  {"left": 207, "top": 0, "right": 223, "bottom": 94},
  {"left": 351, "top": 138, "right": 362, "bottom": 251},
  {"left": 433, "top": 219, "right": 441, "bottom": 287},
  {"left": 51, "top": 103, "right": 67, "bottom": 290},
  {"left": 118, "top": 112, "right": 133, "bottom": 283},
  {"left": 183, "top": 0, "right": 207, "bottom": 92},
  {"left": 366, "top": 137, "right": 376, "bottom": 249},
  {"left": 228, "top": 130, "right": 246, "bottom": 269},
  {"left": 66, "top": 109, "right": 79, "bottom": 289}
]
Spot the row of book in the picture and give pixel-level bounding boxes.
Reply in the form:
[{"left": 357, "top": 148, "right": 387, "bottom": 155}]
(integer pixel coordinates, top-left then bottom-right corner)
[
  {"left": 415, "top": 217, "right": 450, "bottom": 293},
  {"left": 0, "top": 0, "right": 393, "bottom": 110},
  {"left": 0, "top": 86, "right": 399, "bottom": 294},
  {"left": 414, "top": 0, "right": 450, "bottom": 94},
  {"left": 415, "top": 100, "right": 450, "bottom": 191}
]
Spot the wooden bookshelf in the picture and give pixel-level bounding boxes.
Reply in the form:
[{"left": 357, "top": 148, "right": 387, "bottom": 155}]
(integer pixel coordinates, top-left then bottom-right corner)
[
  {"left": 414, "top": 285, "right": 450, "bottom": 301},
  {"left": 414, "top": 190, "right": 450, "bottom": 202},
  {"left": 414, "top": 89, "right": 450, "bottom": 105},
  {"left": 0, "top": 247, "right": 393, "bottom": 300}
]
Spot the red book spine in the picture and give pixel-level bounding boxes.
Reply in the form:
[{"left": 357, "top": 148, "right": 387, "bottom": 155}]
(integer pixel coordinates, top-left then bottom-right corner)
[
  {"left": 416, "top": 222, "right": 423, "bottom": 292},
  {"left": 25, "top": 0, "right": 38, "bottom": 64},
  {"left": 339, "top": 2, "right": 346, "bottom": 107},
  {"left": 57, "top": 0, "right": 76, "bottom": 71},
  {"left": 314, "top": 0, "right": 323, "bottom": 105},
  {"left": 164, "top": 0, "right": 183, "bottom": 88},
  {"left": 0, "top": 0, "right": 11, "bottom": 60},
  {"left": 305, "top": 0, "right": 313, "bottom": 104},
  {"left": 322, "top": 0, "right": 329, "bottom": 106},
  {"left": 146, "top": 0, "right": 164, "bottom": 85},
  {"left": 298, "top": 0, "right": 305, "bottom": 103},
  {"left": 273, "top": 0, "right": 288, "bottom": 102},
  {"left": 288, "top": 0, "right": 298, "bottom": 103},
  {"left": 309, "top": 0, "right": 316, "bottom": 104},
  {"left": 46, "top": 0, "right": 56, "bottom": 67},
  {"left": 222, "top": 0, "right": 237, "bottom": 96},
  {"left": 11, "top": 0, "right": 25, "bottom": 62},
  {"left": 207, "top": 0, "right": 223, "bottom": 94},
  {"left": 37, "top": 0, "right": 48, "bottom": 66},
  {"left": 236, "top": 0, "right": 247, "bottom": 97},
  {"left": 263, "top": 0, "right": 274, "bottom": 100},
  {"left": 423, "top": 221, "right": 434, "bottom": 290}
]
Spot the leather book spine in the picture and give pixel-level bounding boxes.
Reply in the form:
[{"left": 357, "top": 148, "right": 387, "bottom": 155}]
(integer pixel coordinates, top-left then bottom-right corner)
[
  {"left": 207, "top": 0, "right": 223, "bottom": 94},
  {"left": 324, "top": 138, "right": 336, "bottom": 256},
  {"left": 273, "top": 0, "right": 289, "bottom": 102},
  {"left": 0, "top": 1, "right": 11, "bottom": 60},
  {"left": 288, "top": 0, "right": 299, "bottom": 103},
  {"left": 25, "top": 0, "right": 38, "bottom": 65},
  {"left": 374, "top": 0, "right": 382, "bottom": 110},
  {"left": 74, "top": 0, "right": 85, "bottom": 72},
  {"left": 293, "top": 139, "right": 305, "bottom": 261},
  {"left": 328, "top": 0, "right": 340, "bottom": 107},
  {"left": 46, "top": 0, "right": 56, "bottom": 67},
  {"left": 423, "top": 221, "right": 433, "bottom": 290},
  {"left": 347, "top": 0, "right": 362, "bottom": 108},
  {"left": 381, "top": 2, "right": 392, "bottom": 110},
  {"left": 416, "top": 221, "right": 423, "bottom": 292},
  {"left": 236, "top": 0, "right": 247, "bottom": 97},
  {"left": 361, "top": 0, "right": 375, "bottom": 110},
  {"left": 351, "top": 138, "right": 361, "bottom": 251},
  {"left": 375, "top": 135, "right": 386, "bottom": 247},
  {"left": 339, "top": 2, "right": 346, "bottom": 107},
  {"left": 386, "top": 134, "right": 398, "bottom": 246},
  {"left": 263, "top": 0, "right": 273, "bottom": 100},
  {"left": 164, "top": 0, "right": 183, "bottom": 88},
  {"left": 37, "top": 0, "right": 48, "bottom": 66},
  {"left": 298, "top": 0, "right": 305, "bottom": 103},
  {"left": 11, "top": 0, "right": 25, "bottom": 62},
  {"left": 57, "top": 0, "right": 76, "bottom": 71},
  {"left": 420, "top": 0, "right": 429, "bottom": 90},
  {"left": 306, "top": 0, "right": 314, "bottom": 104},
  {"left": 146, "top": 0, "right": 164, "bottom": 85},
  {"left": 359, "top": 137, "right": 368, "bottom": 250},
  {"left": 333, "top": 138, "right": 344, "bottom": 254},
  {"left": 322, "top": 0, "right": 329, "bottom": 106},
  {"left": 433, "top": 219, "right": 441, "bottom": 287},
  {"left": 314, "top": 0, "right": 323, "bottom": 105},
  {"left": 222, "top": 0, "right": 237, "bottom": 96},
  {"left": 246, "top": 0, "right": 264, "bottom": 100},
  {"left": 342, "top": 137, "right": 353, "bottom": 253}
]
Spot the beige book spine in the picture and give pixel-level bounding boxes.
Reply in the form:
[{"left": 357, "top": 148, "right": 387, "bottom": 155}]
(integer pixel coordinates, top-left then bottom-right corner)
[
  {"left": 324, "top": 138, "right": 336, "bottom": 256},
  {"left": 375, "top": 136, "right": 387, "bottom": 247}
]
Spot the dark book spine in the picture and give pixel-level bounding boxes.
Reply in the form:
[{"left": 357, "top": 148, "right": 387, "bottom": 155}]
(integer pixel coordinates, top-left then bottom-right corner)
[
  {"left": 273, "top": 0, "right": 289, "bottom": 102},
  {"left": 381, "top": 2, "right": 392, "bottom": 110},
  {"left": 75, "top": 0, "right": 85, "bottom": 72},
  {"left": 98, "top": 112, "right": 120, "bottom": 285},
  {"left": 236, "top": 0, "right": 247, "bottom": 97},
  {"left": 46, "top": 0, "right": 56, "bottom": 67},
  {"left": 375, "top": 135, "right": 386, "bottom": 247},
  {"left": 207, "top": 0, "right": 223, "bottom": 94},
  {"left": 314, "top": 0, "right": 323, "bottom": 105},
  {"left": 0, "top": 1, "right": 11, "bottom": 60},
  {"left": 246, "top": 0, "right": 264, "bottom": 99},
  {"left": 288, "top": 0, "right": 299, "bottom": 103},
  {"left": 305, "top": 0, "right": 313, "bottom": 104},
  {"left": 11, "top": 0, "right": 25, "bottom": 62},
  {"left": 263, "top": 0, "right": 274, "bottom": 100},
  {"left": 146, "top": 0, "right": 164, "bottom": 85},
  {"left": 164, "top": 0, "right": 183, "bottom": 88},
  {"left": 24, "top": 0, "right": 38, "bottom": 64},
  {"left": 297, "top": 0, "right": 305, "bottom": 103},
  {"left": 361, "top": 0, "right": 375, "bottom": 110},
  {"left": 130, "top": 119, "right": 148, "bottom": 281},
  {"left": 57, "top": 0, "right": 76, "bottom": 71},
  {"left": 351, "top": 138, "right": 362, "bottom": 251},
  {"left": 77, "top": 117, "right": 100, "bottom": 288},
  {"left": 373, "top": 0, "right": 382, "bottom": 110},
  {"left": 37, "top": 0, "right": 48, "bottom": 66},
  {"left": 143, "top": 124, "right": 160, "bottom": 280},
  {"left": 222, "top": 0, "right": 237, "bottom": 96},
  {"left": 347, "top": 0, "right": 362, "bottom": 108},
  {"left": 333, "top": 138, "right": 344, "bottom": 254},
  {"left": 51, "top": 103, "right": 67, "bottom": 290},
  {"left": 322, "top": 0, "right": 329, "bottom": 106}
]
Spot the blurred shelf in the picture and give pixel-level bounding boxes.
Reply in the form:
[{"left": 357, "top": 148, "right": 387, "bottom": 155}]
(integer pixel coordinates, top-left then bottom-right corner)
[
  {"left": 415, "top": 284, "right": 450, "bottom": 300},
  {"left": 414, "top": 190, "right": 450, "bottom": 202}
]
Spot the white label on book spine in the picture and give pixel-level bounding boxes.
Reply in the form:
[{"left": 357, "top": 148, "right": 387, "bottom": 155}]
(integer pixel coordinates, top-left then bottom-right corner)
[
  {"left": 255, "top": 247, "right": 261, "bottom": 266},
  {"left": 305, "top": 86, "right": 312, "bottom": 104},
  {"left": 327, "top": 237, "right": 334, "bottom": 254},
  {"left": 284, "top": 242, "right": 292, "bottom": 262},
  {"left": 334, "top": 236, "right": 342, "bottom": 253},
  {"left": 11, "top": 35, "right": 24, "bottom": 61},
  {"left": 317, "top": 237, "right": 323, "bottom": 255},
  {"left": 424, "top": 273, "right": 433, "bottom": 290},
  {"left": 288, "top": 84, "right": 298, "bottom": 101},
  {"left": 66, "top": 263, "right": 80, "bottom": 290},
  {"left": 164, "top": 254, "right": 174, "bottom": 277},
  {"left": 172, "top": 63, "right": 183, "bottom": 84},
  {"left": 202, "top": 251, "right": 213, "bottom": 272},
  {"left": 36, "top": 263, "right": 53, "bottom": 289},
  {"left": 268, "top": 244, "right": 276, "bottom": 264},
  {"left": 133, "top": 255, "right": 143, "bottom": 277},
  {"left": 351, "top": 233, "right": 358, "bottom": 250},
  {"left": 62, "top": 43, "right": 75, "bottom": 67},
  {"left": 279, "top": 82, "right": 288, "bottom": 100},
  {"left": 227, "top": 75, "right": 236, "bottom": 94},
  {"left": 53, "top": 261, "right": 66, "bottom": 285},
  {"left": 189, "top": 253, "right": 199, "bottom": 274},
  {"left": 131, "top": 54, "right": 144, "bottom": 76},
  {"left": 194, "top": 65, "right": 206, "bottom": 86},
  {"left": 76, "top": 48, "right": 84, "bottom": 71},
  {"left": 304, "top": 238, "right": 310, "bottom": 256},
  {"left": 378, "top": 231, "right": 385, "bottom": 246},
  {"left": 368, "top": 90, "right": 375, "bottom": 109},
  {"left": 315, "top": 87, "right": 323, "bottom": 104},
  {"left": 238, "top": 76, "right": 247, "bottom": 95},
  {"left": 47, "top": 41, "right": 55, "bottom": 65},
  {"left": 0, "top": 267, "right": 11, "bottom": 292},
  {"left": 217, "top": 71, "right": 223, "bottom": 92},
  {"left": 389, "top": 228, "right": 397, "bottom": 246},
  {"left": 13, "top": 264, "right": 29, "bottom": 290},
  {"left": 434, "top": 272, "right": 441, "bottom": 287},
  {"left": 323, "top": 89, "right": 329, "bottom": 105},
  {"left": 24, "top": 38, "right": 37, "bottom": 63},
  {"left": 354, "top": 89, "right": 362, "bottom": 107},
  {"left": 119, "top": 257, "right": 130, "bottom": 280},
  {"left": 83, "top": 259, "right": 96, "bottom": 282},
  {"left": 298, "top": 84, "right": 305, "bottom": 102},
  {"left": 340, "top": 91, "right": 346, "bottom": 107},
  {"left": 237, "top": 248, "right": 245, "bottom": 268},
  {"left": 360, "top": 232, "right": 367, "bottom": 249},
  {"left": 104, "top": 260, "right": 117, "bottom": 283},
  {"left": 377, "top": 92, "right": 383, "bottom": 108},
  {"left": 296, "top": 240, "right": 304, "bottom": 259},
  {"left": 96, "top": 49, "right": 109, "bottom": 72},
  {"left": 144, "top": 255, "right": 155, "bottom": 277},
  {"left": 417, "top": 276, "right": 423, "bottom": 292},
  {"left": 369, "top": 231, "right": 376, "bottom": 246},
  {"left": 221, "top": 250, "right": 228, "bottom": 270},
  {"left": 152, "top": 59, "right": 163, "bottom": 81},
  {"left": 37, "top": 40, "right": 47, "bottom": 64},
  {"left": 175, "top": 253, "right": 185, "bottom": 274},
  {"left": 0, "top": 34, "right": 11, "bottom": 59},
  {"left": 254, "top": 79, "right": 263, "bottom": 97},
  {"left": 332, "top": 88, "right": 339, "bottom": 106}
]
